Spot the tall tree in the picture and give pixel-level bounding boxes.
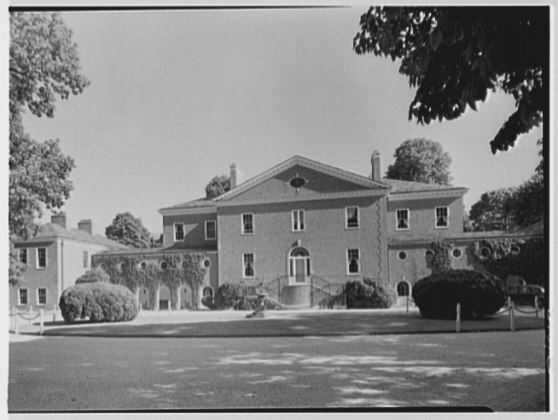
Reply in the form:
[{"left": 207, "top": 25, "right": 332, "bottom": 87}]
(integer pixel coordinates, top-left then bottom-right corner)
[
  {"left": 354, "top": 7, "right": 547, "bottom": 153},
  {"left": 10, "top": 12, "right": 89, "bottom": 118},
  {"left": 386, "top": 138, "right": 452, "bottom": 185},
  {"left": 105, "top": 213, "right": 152, "bottom": 249},
  {"left": 205, "top": 175, "right": 231, "bottom": 199},
  {"left": 469, "top": 188, "right": 517, "bottom": 231},
  {"left": 508, "top": 173, "right": 544, "bottom": 228},
  {"left": 9, "top": 12, "right": 89, "bottom": 284}
]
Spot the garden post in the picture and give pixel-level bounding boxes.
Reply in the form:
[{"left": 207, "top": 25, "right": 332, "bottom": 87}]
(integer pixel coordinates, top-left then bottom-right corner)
[
  {"left": 534, "top": 296, "right": 539, "bottom": 318},
  {"left": 508, "top": 297, "right": 515, "bottom": 332},
  {"left": 176, "top": 286, "right": 181, "bottom": 311},
  {"left": 52, "top": 304, "right": 57, "bottom": 322},
  {"left": 456, "top": 303, "right": 461, "bottom": 333},
  {"left": 39, "top": 309, "right": 44, "bottom": 335}
]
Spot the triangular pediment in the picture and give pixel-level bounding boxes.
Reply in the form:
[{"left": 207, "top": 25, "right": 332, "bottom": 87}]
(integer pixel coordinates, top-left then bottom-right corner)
[{"left": 216, "top": 156, "right": 389, "bottom": 203}]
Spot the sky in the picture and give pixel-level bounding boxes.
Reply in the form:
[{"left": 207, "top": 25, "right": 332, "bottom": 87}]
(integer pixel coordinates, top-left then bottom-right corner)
[{"left": 20, "top": 7, "right": 543, "bottom": 236}]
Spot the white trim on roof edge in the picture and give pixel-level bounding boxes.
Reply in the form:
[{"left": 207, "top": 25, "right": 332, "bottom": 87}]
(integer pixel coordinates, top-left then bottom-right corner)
[
  {"left": 215, "top": 155, "right": 390, "bottom": 202},
  {"left": 387, "top": 188, "right": 468, "bottom": 201},
  {"left": 159, "top": 206, "right": 217, "bottom": 217}
]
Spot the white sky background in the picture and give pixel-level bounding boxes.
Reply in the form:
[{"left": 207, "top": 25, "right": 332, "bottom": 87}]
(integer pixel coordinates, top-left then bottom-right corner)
[{"left": 20, "top": 7, "right": 542, "bottom": 235}]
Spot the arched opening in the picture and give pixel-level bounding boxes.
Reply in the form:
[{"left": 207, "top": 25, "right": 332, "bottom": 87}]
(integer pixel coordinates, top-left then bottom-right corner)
[
  {"left": 159, "top": 285, "right": 171, "bottom": 310},
  {"left": 289, "top": 247, "right": 311, "bottom": 284},
  {"left": 202, "top": 286, "right": 214, "bottom": 299},
  {"left": 396, "top": 281, "right": 410, "bottom": 297},
  {"left": 138, "top": 286, "right": 150, "bottom": 310}
]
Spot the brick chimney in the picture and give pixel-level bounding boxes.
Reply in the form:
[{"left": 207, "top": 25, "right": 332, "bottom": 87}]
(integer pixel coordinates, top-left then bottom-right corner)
[
  {"left": 371, "top": 151, "right": 381, "bottom": 181},
  {"left": 78, "top": 219, "right": 93, "bottom": 234},
  {"left": 51, "top": 212, "right": 68, "bottom": 228},
  {"left": 230, "top": 163, "right": 237, "bottom": 189}
]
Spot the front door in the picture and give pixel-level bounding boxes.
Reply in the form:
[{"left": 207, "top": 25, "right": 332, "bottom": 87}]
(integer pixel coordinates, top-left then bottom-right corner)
[{"left": 294, "top": 258, "right": 306, "bottom": 283}]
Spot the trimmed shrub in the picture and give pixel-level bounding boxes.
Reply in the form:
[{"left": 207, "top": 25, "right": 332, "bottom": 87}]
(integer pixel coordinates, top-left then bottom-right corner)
[
  {"left": 412, "top": 269, "right": 505, "bottom": 320},
  {"left": 75, "top": 267, "right": 110, "bottom": 284},
  {"left": 203, "top": 283, "right": 283, "bottom": 311},
  {"left": 345, "top": 278, "right": 397, "bottom": 309},
  {"left": 59, "top": 282, "right": 139, "bottom": 323}
]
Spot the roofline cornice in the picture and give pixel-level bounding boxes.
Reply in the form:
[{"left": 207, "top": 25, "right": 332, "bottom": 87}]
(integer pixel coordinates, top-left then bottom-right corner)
[
  {"left": 159, "top": 206, "right": 217, "bottom": 217},
  {"left": 215, "top": 188, "right": 387, "bottom": 208},
  {"left": 387, "top": 188, "right": 468, "bottom": 201}
]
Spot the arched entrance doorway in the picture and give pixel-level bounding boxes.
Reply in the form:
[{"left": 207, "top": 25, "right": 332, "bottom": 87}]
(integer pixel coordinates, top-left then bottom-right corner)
[
  {"left": 396, "top": 281, "right": 411, "bottom": 297},
  {"left": 159, "top": 285, "right": 170, "bottom": 310},
  {"left": 289, "top": 247, "right": 310, "bottom": 284},
  {"left": 138, "top": 286, "right": 150, "bottom": 310}
]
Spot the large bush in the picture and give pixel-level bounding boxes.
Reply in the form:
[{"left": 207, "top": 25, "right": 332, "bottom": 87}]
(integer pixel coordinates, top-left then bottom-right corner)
[
  {"left": 345, "top": 278, "right": 397, "bottom": 309},
  {"left": 75, "top": 267, "right": 110, "bottom": 284},
  {"left": 412, "top": 270, "right": 505, "bottom": 319},
  {"left": 202, "top": 283, "right": 282, "bottom": 310},
  {"left": 59, "top": 282, "right": 138, "bottom": 323}
]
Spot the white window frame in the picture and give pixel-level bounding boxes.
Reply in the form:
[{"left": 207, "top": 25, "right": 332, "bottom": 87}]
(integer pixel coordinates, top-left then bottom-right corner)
[
  {"left": 292, "top": 209, "right": 305, "bottom": 232},
  {"left": 452, "top": 248, "right": 463, "bottom": 259},
  {"left": 205, "top": 220, "right": 217, "bottom": 240},
  {"left": 347, "top": 248, "right": 360, "bottom": 275},
  {"left": 19, "top": 248, "right": 27, "bottom": 264},
  {"left": 174, "top": 223, "right": 185, "bottom": 242},
  {"left": 37, "top": 288, "right": 47, "bottom": 306},
  {"left": 435, "top": 206, "right": 450, "bottom": 229},
  {"left": 243, "top": 253, "right": 255, "bottom": 278},
  {"left": 18, "top": 288, "right": 28, "bottom": 306},
  {"left": 345, "top": 206, "right": 360, "bottom": 229},
  {"left": 395, "top": 208, "right": 410, "bottom": 231},
  {"left": 241, "top": 213, "right": 254, "bottom": 235},
  {"left": 36, "top": 247, "right": 47, "bottom": 269}
]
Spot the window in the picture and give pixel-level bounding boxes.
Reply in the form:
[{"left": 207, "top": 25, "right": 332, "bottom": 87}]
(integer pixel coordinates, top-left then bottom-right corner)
[
  {"left": 139, "top": 261, "right": 147, "bottom": 271},
  {"left": 292, "top": 210, "right": 305, "bottom": 231},
  {"left": 396, "top": 282, "right": 410, "bottom": 297},
  {"left": 36, "top": 248, "right": 46, "bottom": 268},
  {"left": 174, "top": 223, "right": 185, "bottom": 241},
  {"left": 435, "top": 207, "right": 449, "bottom": 228},
  {"left": 346, "top": 207, "right": 360, "bottom": 229},
  {"left": 480, "top": 247, "right": 491, "bottom": 258},
  {"left": 243, "top": 253, "right": 255, "bottom": 278},
  {"left": 425, "top": 250, "right": 434, "bottom": 261},
  {"left": 160, "top": 261, "right": 168, "bottom": 270},
  {"left": 83, "top": 251, "right": 89, "bottom": 268},
  {"left": 37, "top": 288, "right": 47, "bottom": 305},
  {"left": 398, "top": 251, "right": 408, "bottom": 261},
  {"left": 452, "top": 248, "right": 462, "bottom": 259},
  {"left": 396, "top": 209, "right": 409, "bottom": 230},
  {"left": 242, "top": 214, "right": 254, "bottom": 234},
  {"left": 19, "top": 248, "right": 27, "bottom": 264},
  {"left": 347, "top": 249, "right": 360, "bottom": 274},
  {"left": 205, "top": 220, "right": 216, "bottom": 240},
  {"left": 18, "top": 289, "right": 28, "bottom": 305}
]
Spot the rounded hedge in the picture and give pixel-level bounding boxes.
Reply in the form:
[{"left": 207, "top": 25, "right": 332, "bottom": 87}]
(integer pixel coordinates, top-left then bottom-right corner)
[
  {"left": 59, "top": 282, "right": 139, "bottom": 323},
  {"left": 75, "top": 267, "right": 110, "bottom": 284},
  {"left": 412, "top": 270, "right": 505, "bottom": 319},
  {"left": 345, "top": 278, "right": 397, "bottom": 309}
]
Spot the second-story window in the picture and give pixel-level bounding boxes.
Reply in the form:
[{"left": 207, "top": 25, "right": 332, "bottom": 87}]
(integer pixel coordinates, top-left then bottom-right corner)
[
  {"left": 396, "top": 209, "right": 409, "bottom": 230},
  {"left": 205, "top": 220, "right": 216, "bottom": 240},
  {"left": 242, "top": 213, "right": 254, "bottom": 234},
  {"left": 292, "top": 210, "right": 305, "bottom": 231},
  {"left": 36, "top": 248, "right": 46, "bottom": 268},
  {"left": 346, "top": 207, "right": 360, "bottom": 229},
  {"left": 19, "top": 248, "right": 27, "bottom": 264},
  {"left": 435, "top": 207, "right": 449, "bottom": 228},
  {"left": 174, "top": 223, "right": 185, "bottom": 241}
]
